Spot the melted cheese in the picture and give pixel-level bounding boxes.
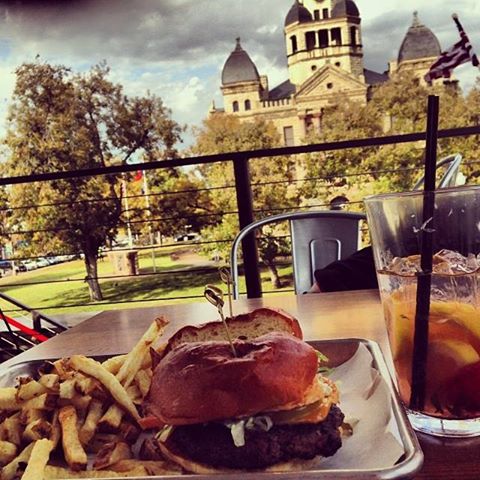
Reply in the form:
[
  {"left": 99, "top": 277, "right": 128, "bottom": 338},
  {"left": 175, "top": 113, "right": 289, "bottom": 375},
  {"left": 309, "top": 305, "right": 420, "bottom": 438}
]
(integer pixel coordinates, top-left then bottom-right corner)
[{"left": 267, "top": 376, "right": 339, "bottom": 425}]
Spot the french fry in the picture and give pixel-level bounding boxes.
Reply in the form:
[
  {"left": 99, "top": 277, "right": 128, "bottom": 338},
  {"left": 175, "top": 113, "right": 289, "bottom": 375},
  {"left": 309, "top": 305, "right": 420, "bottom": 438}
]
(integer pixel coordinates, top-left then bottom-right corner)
[
  {"left": 101, "top": 355, "right": 126, "bottom": 375},
  {"left": 0, "top": 440, "right": 17, "bottom": 466},
  {"left": 126, "top": 384, "right": 141, "bottom": 405},
  {"left": 72, "top": 374, "right": 108, "bottom": 403},
  {"left": 23, "top": 393, "right": 56, "bottom": 411},
  {"left": 19, "top": 408, "right": 43, "bottom": 425},
  {"left": 52, "top": 358, "right": 74, "bottom": 380},
  {"left": 73, "top": 373, "right": 95, "bottom": 395},
  {"left": 134, "top": 368, "right": 152, "bottom": 398},
  {"left": 1, "top": 413, "right": 22, "bottom": 446},
  {"left": 78, "top": 399, "right": 103, "bottom": 446},
  {"left": 59, "top": 378, "right": 77, "bottom": 400},
  {"left": 1, "top": 441, "right": 34, "bottom": 480},
  {"left": 71, "top": 393, "right": 92, "bottom": 413},
  {"left": 21, "top": 438, "right": 53, "bottom": 480},
  {"left": 22, "top": 418, "right": 52, "bottom": 442},
  {"left": 49, "top": 410, "right": 61, "bottom": 449},
  {"left": 93, "top": 441, "right": 132, "bottom": 470},
  {"left": 67, "top": 356, "right": 140, "bottom": 423},
  {"left": 0, "top": 388, "right": 22, "bottom": 411},
  {"left": 115, "top": 317, "right": 168, "bottom": 388},
  {"left": 38, "top": 373, "right": 60, "bottom": 392},
  {"left": 15, "top": 379, "right": 48, "bottom": 401},
  {"left": 58, "top": 405, "right": 88, "bottom": 471},
  {"left": 0, "top": 317, "right": 174, "bottom": 477},
  {"left": 98, "top": 404, "right": 123, "bottom": 433}
]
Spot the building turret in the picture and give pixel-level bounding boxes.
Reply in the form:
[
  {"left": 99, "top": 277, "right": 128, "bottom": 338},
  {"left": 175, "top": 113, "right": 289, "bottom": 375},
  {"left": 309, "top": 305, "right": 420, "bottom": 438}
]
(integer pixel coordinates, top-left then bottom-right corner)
[
  {"left": 390, "top": 12, "right": 442, "bottom": 83},
  {"left": 284, "top": 0, "right": 364, "bottom": 86},
  {"left": 221, "top": 38, "right": 265, "bottom": 115}
]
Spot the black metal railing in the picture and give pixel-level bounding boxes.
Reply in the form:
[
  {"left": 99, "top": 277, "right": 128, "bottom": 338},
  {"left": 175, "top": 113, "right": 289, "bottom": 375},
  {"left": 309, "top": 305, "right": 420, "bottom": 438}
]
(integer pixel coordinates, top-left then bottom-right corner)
[
  {"left": 0, "top": 292, "right": 67, "bottom": 360},
  {"left": 0, "top": 125, "right": 479, "bottom": 316}
]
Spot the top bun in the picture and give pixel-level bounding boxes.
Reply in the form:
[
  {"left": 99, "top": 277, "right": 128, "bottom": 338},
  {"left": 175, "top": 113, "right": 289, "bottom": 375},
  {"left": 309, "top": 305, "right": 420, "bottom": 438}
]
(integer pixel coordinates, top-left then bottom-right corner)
[
  {"left": 145, "top": 332, "right": 318, "bottom": 425},
  {"left": 160, "top": 308, "right": 303, "bottom": 358}
]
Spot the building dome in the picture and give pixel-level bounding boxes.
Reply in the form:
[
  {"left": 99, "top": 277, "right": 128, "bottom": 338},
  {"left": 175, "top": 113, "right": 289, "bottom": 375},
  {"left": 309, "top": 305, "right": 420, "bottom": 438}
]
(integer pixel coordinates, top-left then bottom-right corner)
[
  {"left": 398, "top": 12, "right": 441, "bottom": 63},
  {"left": 331, "top": 0, "right": 360, "bottom": 18},
  {"left": 285, "top": 0, "right": 312, "bottom": 26},
  {"left": 221, "top": 38, "right": 260, "bottom": 85}
]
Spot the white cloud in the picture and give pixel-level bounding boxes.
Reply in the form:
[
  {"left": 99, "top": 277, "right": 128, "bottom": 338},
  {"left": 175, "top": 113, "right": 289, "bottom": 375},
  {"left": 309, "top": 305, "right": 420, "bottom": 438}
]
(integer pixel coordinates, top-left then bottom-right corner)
[{"left": 0, "top": 0, "right": 479, "bottom": 151}]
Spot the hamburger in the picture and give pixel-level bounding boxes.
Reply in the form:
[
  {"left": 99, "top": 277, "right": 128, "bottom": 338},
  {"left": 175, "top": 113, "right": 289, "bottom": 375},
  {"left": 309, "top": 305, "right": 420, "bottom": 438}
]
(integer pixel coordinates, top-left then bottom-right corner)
[{"left": 144, "top": 332, "right": 344, "bottom": 473}]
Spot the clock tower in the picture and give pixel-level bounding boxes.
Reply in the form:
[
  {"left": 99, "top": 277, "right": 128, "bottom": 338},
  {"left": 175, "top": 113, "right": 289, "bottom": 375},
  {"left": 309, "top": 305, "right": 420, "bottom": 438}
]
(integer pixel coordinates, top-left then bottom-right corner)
[{"left": 284, "top": 0, "right": 364, "bottom": 86}]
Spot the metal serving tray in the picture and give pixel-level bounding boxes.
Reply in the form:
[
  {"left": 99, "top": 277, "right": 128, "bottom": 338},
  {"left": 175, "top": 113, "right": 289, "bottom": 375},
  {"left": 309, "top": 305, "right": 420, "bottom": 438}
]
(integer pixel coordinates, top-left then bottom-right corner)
[{"left": 0, "top": 338, "right": 423, "bottom": 479}]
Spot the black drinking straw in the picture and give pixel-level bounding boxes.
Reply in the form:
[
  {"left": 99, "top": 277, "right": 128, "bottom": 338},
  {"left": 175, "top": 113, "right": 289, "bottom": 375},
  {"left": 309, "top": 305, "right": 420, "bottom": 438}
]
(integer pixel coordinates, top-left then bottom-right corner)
[{"left": 409, "top": 95, "right": 438, "bottom": 410}]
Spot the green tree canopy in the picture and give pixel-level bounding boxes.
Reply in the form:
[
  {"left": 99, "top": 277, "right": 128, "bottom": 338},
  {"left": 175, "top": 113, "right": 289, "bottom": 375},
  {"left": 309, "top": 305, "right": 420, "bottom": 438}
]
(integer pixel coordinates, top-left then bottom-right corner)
[
  {"left": 301, "top": 71, "right": 480, "bottom": 203},
  {"left": 191, "top": 114, "right": 299, "bottom": 288},
  {"left": 4, "top": 61, "right": 183, "bottom": 301}
]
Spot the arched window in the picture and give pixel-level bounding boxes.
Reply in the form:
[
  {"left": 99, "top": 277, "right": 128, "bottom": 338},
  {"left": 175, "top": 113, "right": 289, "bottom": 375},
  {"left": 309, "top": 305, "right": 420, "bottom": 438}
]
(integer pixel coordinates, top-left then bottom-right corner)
[
  {"left": 350, "top": 26, "right": 357, "bottom": 46},
  {"left": 244, "top": 99, "right": 251, "bottom": 111},
  {"left": 232, "top": 101, "right": 239, "bottom": 112},
  {"left": 305, "top": 31, "right": 316, "bottom": 50},
  {"left": 290, "top": 35, "right": 297, "bottom": 53},
  {"left": 318, "top": 29, "right": 329, "bottom": 48},
  {"left": 331, "top": 28, "right": 342, "bottom": 46}
]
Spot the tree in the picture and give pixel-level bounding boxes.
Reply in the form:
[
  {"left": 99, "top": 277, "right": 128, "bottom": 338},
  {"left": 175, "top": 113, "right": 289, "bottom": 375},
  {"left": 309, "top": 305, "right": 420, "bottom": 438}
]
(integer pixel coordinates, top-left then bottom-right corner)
[
  {"left": 4, "top": 61, "right": 183, "bottom": 300},
  {"left": 191, "top": 114, "right": 299, "bottom": 288},
  {"left": 301, "top": 71, "right": 479, "bottom": 203},
  {"left": 126, "top": 166, "right": 214, "bottom": 244},
  {"left": 300, "top": 94, "right": 385, "bottom": 204}
]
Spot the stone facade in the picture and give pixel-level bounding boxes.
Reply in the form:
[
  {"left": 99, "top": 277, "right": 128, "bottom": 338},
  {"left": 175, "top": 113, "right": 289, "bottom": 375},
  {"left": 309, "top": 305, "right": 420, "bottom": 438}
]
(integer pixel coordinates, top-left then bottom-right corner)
[{"left": 213, "top": 1, "right": 444, "bottom": 146}]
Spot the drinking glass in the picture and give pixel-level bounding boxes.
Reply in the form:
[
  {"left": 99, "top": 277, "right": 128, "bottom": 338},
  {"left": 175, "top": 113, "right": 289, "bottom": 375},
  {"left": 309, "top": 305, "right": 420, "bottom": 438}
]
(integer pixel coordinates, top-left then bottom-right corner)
[{"left": 365, "top": 186, "right": 480, "bottom": 437}]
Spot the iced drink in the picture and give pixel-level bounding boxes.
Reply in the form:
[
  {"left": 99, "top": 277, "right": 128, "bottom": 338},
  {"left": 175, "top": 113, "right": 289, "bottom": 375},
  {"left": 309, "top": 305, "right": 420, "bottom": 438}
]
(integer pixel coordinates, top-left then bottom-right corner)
[
  {"left": 365, "top": 186, "right": 480, "bottom": 437},
  {"left": 379, "top": 249, "right": 480, "bottom": 420}
]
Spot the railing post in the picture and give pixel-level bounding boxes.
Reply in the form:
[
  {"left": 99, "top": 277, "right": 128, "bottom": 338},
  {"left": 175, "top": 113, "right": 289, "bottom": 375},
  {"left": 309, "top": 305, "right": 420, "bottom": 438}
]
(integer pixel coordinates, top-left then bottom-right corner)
[
  {"left": 32, "top": 311, "right": 41, "bottom": 331},
  {"left": 232, "top": 155, "right": 262, "bottom": 298}
]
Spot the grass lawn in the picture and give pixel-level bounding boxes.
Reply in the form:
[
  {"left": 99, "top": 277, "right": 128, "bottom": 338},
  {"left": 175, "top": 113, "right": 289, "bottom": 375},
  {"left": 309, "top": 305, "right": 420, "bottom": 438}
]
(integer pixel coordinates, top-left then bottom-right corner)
[{"left": 0, "top": 245, "right": 294, "bottom": 317}]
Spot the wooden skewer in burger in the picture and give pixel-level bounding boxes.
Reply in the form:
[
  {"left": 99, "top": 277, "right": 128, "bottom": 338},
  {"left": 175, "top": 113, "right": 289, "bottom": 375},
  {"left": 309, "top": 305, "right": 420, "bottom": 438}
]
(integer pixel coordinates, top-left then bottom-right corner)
[{"left": 143, "top": 281, "right": 345, "bottom": 473}]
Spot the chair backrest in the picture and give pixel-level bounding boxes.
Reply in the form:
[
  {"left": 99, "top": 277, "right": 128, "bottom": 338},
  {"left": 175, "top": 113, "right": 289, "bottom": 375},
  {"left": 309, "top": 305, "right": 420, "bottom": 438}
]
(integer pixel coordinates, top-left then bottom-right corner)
[
  {"left": 412, "top": 153, "right": 462, "bottom": 190},
  {"left": 230, "top": 210, "right": 366, "bottom": 298}
]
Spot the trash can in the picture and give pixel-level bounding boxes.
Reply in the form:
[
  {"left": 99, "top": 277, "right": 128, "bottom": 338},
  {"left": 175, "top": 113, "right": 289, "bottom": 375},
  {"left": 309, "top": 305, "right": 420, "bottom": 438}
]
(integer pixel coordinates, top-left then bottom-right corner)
[{"left": 107, "top": 250, "right": 139, "bottom": 276}]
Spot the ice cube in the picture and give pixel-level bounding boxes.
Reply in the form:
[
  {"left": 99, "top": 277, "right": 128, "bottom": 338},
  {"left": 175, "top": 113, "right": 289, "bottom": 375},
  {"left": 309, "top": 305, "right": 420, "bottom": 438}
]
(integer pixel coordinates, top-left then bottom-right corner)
[
  {"left": 388, "top": 255, "right": 421, "bottom": 275},
  {"left": 386, "top": 250, "right": 480, "bottom": 275},
  {"left": 434, "top": 249, "right": 479, "bottom": 274}
]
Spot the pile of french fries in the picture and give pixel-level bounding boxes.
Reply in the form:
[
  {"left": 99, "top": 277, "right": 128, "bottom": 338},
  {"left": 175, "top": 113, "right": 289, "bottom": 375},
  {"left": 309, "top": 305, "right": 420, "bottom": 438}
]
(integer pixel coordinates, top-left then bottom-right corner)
[{"left": 0, "top": 316, "right": 182, "bottom": 479}]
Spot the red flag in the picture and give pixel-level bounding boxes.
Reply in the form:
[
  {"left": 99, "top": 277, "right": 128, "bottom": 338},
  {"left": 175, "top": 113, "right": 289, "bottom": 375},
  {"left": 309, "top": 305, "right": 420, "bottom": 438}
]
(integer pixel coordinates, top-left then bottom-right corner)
[
  {"left": 134, "top": 170, "right": 143, "bottom": 182},
  {"left": 424, "top": 14, "right": 479, "bottom": 83}
]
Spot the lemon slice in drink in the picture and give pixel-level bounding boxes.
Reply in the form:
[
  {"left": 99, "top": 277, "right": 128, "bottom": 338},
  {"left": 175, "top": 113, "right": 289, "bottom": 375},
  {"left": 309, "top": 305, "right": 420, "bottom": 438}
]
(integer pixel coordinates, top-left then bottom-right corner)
[
  {"left": 430, "top": 302, "right": 480, "bottom": 353},
  {"left": 426, "top": 339, "right": 480, "bottom": 393}
]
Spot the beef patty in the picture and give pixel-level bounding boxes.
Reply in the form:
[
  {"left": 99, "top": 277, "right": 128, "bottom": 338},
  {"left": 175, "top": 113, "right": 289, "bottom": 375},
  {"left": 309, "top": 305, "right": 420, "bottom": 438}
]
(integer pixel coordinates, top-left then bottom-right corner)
[{"left": 163, "top": 404, "right": 344, "bottom": 470}]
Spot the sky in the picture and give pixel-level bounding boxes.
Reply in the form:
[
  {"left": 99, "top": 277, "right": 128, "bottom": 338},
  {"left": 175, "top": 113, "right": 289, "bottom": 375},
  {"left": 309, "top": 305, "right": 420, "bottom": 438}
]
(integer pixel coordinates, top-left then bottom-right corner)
[{"left": 0, "top": 0, "right": 479, "bottom": 151}]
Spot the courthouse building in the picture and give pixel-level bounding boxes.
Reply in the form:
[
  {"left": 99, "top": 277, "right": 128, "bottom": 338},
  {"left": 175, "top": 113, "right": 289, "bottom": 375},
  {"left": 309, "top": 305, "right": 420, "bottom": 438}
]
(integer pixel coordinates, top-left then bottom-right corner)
[{"left": 212, "top": 0, "right": 443, "bottom": 146}]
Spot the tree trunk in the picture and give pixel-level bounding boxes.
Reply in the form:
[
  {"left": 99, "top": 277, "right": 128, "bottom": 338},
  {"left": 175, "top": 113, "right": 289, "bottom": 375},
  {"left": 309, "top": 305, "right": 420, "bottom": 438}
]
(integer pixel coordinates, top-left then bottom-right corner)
[
  {"left": 84, "top": 250, "right": 103, "bottom": 301},
  {"left": 264, "top": 262, "right": 282, "bottom": 289}
]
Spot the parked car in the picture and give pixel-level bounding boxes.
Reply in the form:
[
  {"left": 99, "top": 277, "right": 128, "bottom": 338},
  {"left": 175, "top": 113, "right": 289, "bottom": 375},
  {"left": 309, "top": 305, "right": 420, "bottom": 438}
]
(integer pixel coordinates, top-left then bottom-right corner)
[
  {"left": 34, "top": 258, "right": 50, "bottom": 268},
  {"left": 0, "top": 260, "right": 13, "bottom": 270},
  {"left": 174, "top": 233, "right": 200, "bottom": 242},
  {"left": 16, "top": 262, "right": 27, "bottom": 272},
  {"left": 21, "top": 260, "right": 38, "bottom": 271}
]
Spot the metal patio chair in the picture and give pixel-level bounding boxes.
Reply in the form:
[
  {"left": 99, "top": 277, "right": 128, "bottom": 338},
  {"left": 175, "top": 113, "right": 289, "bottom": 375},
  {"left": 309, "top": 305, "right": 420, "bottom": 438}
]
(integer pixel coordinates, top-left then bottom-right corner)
[
  {"left": 413, "top": 153, "right": 462, "bottom": 190},
  {"left": 230, "top": 210, "right": 366, "bottom": 298}
]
